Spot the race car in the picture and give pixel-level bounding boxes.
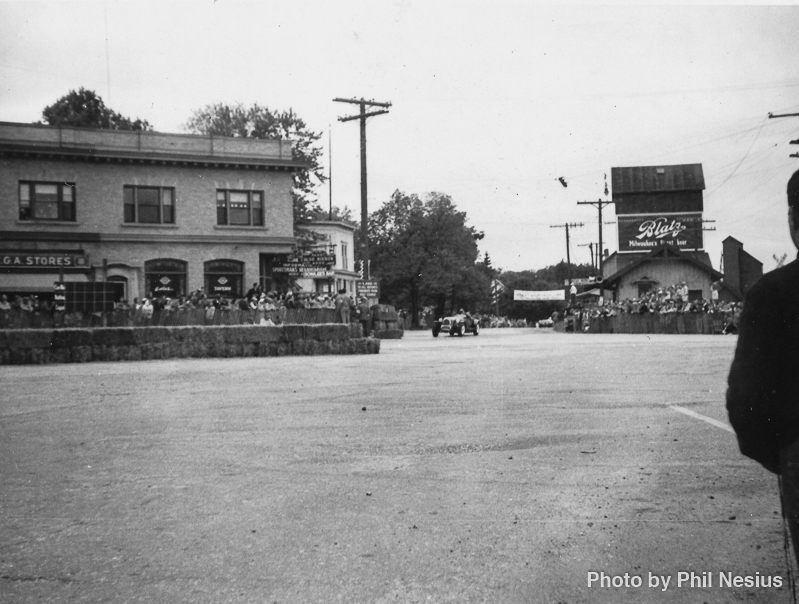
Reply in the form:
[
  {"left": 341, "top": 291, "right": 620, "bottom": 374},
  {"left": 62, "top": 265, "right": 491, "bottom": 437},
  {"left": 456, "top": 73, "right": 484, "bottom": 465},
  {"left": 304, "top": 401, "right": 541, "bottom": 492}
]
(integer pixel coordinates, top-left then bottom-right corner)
[{"left": 432, "top": 313, "right": 480, "bottom": 337}]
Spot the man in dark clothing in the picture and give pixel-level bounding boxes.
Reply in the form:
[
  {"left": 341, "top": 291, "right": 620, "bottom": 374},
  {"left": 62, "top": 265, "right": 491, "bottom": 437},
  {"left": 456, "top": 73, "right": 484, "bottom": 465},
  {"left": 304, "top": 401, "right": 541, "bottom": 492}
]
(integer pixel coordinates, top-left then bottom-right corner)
[
  {"left": 356, "top": 297, "right": 371, "bottom": 337},
  {"left": 727, "top": 168, "right": 799, "bottom": 564}
]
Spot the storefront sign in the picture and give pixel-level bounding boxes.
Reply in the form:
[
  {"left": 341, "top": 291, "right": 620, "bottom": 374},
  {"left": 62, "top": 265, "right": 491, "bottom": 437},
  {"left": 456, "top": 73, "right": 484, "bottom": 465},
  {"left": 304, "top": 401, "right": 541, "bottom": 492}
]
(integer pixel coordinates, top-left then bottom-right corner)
[
  {"left": 301, "top": 270, "right": 335, "bottom": 278},
  {"left": 208, "top": 275, "right": 236, "bottom": 296},
  {"left": 513, "top": 290, "right": 565, "bottom": 301},
  {"left": 617, "top": 213, "right": 703, "bottom": 252},
  {"left": 1, "top": 252, "right": 89, "bottom": 270},
  {"left": 151, "top": 275, "right": 179, "bottom": 298},
  {"left": 357, "top": 280, "right": 380, "bottom": 299},
  {"left": 272, "top": 250, "right": 337, "bottom": 276}
]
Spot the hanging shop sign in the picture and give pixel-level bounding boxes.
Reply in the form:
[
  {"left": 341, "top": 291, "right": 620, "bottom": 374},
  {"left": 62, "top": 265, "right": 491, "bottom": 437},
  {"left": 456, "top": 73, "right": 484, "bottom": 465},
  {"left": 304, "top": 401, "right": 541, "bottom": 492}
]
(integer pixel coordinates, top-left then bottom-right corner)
[
  {"left": 272, "top": 250, "right": 337, "bottom": 276},
  {"left": 617, "top": 213, "right": 703, "bottom": 253},
  {"left": 1, "top": 252, "right": 89, "bottom": 270},
  {"left": 356, "top": 280, "right": 380, "bottom": 299}
]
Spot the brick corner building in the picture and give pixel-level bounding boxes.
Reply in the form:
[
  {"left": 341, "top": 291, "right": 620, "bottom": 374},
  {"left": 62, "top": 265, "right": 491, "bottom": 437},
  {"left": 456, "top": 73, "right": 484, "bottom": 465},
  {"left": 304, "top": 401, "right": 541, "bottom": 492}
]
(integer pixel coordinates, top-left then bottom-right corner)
[{"left": 0, "top": 121, "right": 307, "bottom": 302}]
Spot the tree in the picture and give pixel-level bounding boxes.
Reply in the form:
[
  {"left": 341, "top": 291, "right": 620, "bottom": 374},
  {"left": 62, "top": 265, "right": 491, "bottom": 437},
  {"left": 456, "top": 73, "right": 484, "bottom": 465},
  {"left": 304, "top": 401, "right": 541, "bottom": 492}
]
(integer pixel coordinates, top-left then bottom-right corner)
[
  {"left": 39, "top": 88, "right": 152, "bottom": 131},
  {"left": 369, "top": 190, "right": 488, "bottom": 327},
  {"left": 183, "top": 102, "right": 325, "bottom": 231},
  {"left": 496, "top": 262, "right": 596, "bottom": 322},
  {"left": 307, "top": 205, "right": 357, "bottom": 226}
]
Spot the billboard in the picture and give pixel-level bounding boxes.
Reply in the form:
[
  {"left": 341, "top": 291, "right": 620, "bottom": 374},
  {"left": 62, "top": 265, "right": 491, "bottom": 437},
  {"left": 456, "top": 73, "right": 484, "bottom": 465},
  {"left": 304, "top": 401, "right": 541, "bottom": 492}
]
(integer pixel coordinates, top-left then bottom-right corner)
[
  {"left": 514, "top": 290, "right": 565, "bottom": 301},
  {"left": 617, "top": 213, "right": 703, "bottom": 252}
]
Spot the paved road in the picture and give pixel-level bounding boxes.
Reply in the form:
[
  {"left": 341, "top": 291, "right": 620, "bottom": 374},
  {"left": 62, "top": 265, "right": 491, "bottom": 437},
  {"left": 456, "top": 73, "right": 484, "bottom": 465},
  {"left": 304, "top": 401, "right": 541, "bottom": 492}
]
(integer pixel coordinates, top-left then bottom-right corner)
[{"left": 0, "top": 329, "right": 791, "bottom": 603}]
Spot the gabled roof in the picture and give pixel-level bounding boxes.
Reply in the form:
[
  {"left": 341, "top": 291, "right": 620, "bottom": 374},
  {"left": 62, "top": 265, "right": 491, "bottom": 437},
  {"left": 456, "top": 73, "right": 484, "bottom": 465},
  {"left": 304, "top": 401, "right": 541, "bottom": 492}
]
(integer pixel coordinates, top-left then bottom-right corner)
[
  {"left": 602, "top": 244, "right": 722, "bottom": 288},
  {"left": 612, "top": 164, "right": 705, "bottom": 195}
]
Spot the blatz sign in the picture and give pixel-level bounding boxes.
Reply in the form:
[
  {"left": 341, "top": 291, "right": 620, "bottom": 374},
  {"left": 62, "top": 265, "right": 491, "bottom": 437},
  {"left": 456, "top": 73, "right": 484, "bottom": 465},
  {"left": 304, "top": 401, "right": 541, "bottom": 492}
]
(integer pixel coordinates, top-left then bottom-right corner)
[{"left": 617, "top": 214, "right": 703, "bottom": 252}]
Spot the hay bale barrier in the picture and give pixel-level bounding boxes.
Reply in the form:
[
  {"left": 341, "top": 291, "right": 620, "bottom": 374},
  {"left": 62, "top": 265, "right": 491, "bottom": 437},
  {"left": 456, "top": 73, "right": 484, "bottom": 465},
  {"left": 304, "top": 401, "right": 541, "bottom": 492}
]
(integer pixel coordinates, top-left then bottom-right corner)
[
  {"left": 371, "top": 304, "right": 404, "bottom": 339},
  {"left": 0, "top": 324, "right": 380, "bottom": 365}
]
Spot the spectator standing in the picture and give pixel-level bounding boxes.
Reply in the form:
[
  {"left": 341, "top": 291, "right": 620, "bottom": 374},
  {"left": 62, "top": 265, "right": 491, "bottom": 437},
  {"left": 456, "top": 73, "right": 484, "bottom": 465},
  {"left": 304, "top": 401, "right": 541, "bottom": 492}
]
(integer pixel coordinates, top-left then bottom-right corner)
[
  {"left": 727, "top": 168, "right": 799, "bottom": 567},
  {"left": 357, "top": 296, "right": 371, "bottom": 336},
  {"left": 335, "top": 288, "right": 352, "bottom": 324}
]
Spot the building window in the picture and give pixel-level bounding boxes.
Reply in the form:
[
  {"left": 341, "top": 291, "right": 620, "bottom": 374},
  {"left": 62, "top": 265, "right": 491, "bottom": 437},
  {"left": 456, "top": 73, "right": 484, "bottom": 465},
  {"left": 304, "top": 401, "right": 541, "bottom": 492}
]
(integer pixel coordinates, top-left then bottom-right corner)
[
  {"left": 204, "top": 259, "right": 244, "bottom": 299},
  {"left": 19, "top": 181, "right": 76, "bottom": 221},
  {"left": 144, "top": 259, "right": 186, "bottom": 299},
  {"left": 341, "top": 242, "right": 349, "bottom": 270},
  {"left": 216, "top": 190, "right": 263, "bottom": 226},
  {"left": 124, "top": 186, "right": 175, "bottom": 224}
]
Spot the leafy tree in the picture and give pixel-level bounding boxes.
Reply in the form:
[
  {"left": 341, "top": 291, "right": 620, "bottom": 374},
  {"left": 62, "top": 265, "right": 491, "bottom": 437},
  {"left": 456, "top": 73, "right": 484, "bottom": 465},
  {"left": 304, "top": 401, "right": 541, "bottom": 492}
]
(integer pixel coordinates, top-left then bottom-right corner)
[
  {"left": 39, "top": 88, "right": 152, "bottom": 131},
  {"left": 369, "top": 190, "right": 487, "bottom": 326},
  {"left": 183, "top": 102, "right": 325, "bottom": 231}
]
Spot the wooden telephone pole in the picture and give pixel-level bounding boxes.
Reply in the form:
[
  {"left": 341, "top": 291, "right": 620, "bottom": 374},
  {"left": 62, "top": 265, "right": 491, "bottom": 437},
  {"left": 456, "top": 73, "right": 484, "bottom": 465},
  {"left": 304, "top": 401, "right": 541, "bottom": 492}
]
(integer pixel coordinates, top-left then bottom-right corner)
[
  {"left": 550, "top": 222, "right": 584, "bottom": 285},
  {"left": 333, "top": 97, "right": 391, "bottom": 279},
  {"left": 576, "top": 175, "right": 613, "bottom": 275}
]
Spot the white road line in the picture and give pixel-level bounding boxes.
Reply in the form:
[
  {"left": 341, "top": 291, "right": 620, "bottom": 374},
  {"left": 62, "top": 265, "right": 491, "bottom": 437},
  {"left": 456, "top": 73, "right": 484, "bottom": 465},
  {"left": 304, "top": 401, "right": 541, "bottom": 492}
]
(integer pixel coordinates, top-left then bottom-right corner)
[{"left": 668, "top": 405, "right": 735, "bottom": 434}]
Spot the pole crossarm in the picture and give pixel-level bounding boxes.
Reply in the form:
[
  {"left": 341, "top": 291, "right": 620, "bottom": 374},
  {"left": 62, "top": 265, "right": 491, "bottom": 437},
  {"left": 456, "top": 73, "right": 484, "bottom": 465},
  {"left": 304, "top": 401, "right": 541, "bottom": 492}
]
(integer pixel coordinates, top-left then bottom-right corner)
[
  {"left": 767, "top": 112, "right": 799, "bottom": 157},
  {"left": 333, "top": 98, "right": 392, "bottom": 108},
  {"left": 338, "top": 109, "right": 390, "bottom": 123}
]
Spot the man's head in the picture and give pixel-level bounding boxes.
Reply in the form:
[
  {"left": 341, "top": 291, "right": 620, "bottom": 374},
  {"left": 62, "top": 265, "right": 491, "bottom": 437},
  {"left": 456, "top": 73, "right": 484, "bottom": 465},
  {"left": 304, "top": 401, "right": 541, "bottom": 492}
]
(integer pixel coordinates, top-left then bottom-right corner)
[{"left": 789, "top": 169, "right": 799, "bottom": 248}]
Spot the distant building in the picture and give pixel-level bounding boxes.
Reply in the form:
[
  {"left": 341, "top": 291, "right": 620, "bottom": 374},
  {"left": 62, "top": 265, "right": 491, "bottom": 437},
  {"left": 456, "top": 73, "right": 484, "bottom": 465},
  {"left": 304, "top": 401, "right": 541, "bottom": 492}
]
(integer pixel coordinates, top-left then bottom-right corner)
[
  {"left": 0, "top": 121, "right": 306, "bottom": 302},
  {"left": 295, "top": 220, "right": 358, "bottom": 296},
  {"left": 718, "top": 236, "right": 763, "bottom": 302},
  {"left": 602, "top": 163, "right": 722, "bottom": 301}
]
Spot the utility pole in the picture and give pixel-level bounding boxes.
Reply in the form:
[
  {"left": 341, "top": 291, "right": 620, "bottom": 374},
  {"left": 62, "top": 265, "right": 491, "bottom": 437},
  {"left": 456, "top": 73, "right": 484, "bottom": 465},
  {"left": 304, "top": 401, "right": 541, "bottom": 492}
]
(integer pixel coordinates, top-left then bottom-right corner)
[
  {"left": 550, "top": 222, "right": 584, "bottom": 285},
  {"left": 578, "top": 242, "right": 598, "bottom": 270},
  {"left": 333, "top": 97, "right": 392, "bottom": 279},
  {"left": 576, "top": 175, "right": 613, "bottom": 276},
  {"left": 768, "top": 112, "right": 799, "bottom": 158}
]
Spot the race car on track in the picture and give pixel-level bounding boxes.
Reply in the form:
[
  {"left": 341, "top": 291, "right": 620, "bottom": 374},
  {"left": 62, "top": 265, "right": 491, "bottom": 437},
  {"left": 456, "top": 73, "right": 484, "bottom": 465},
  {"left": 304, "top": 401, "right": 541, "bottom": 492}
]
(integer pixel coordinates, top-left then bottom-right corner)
[{"left": 432, "top": 313, "right": 480, "bottom": 337}]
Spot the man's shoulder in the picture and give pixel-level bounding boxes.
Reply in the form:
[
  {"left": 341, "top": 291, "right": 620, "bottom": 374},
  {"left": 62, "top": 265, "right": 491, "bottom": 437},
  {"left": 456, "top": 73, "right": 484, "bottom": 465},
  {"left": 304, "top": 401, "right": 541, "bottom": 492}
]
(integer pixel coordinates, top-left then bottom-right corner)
[{"left": 749, "top": 258, "right": 799, "bottom": 295}]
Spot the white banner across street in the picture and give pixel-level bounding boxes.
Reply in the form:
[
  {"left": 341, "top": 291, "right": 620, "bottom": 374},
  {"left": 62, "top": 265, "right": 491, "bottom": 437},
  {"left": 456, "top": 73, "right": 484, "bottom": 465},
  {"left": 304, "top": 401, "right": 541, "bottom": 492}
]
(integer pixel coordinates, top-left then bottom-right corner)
[{"left": 513, "top": 290, "right": 565, "bottom": 301}]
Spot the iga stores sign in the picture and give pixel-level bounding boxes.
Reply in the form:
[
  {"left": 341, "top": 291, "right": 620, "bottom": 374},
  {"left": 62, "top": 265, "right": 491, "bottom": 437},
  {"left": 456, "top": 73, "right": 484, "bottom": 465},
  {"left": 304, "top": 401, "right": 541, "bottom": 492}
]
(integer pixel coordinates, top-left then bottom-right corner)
[{"left": 617, "top": 213, "right": 703, "bottom": 252}]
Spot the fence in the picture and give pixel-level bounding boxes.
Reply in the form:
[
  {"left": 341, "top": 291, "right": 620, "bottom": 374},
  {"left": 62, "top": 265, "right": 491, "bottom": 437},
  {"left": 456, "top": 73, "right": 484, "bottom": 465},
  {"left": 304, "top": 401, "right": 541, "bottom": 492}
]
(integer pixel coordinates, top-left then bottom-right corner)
[
  {"left": 585, "top": 312, "right": 728, "bottom": 335},
  {"left": 0, "top": 307, "right": 341, "bottom": 330}
]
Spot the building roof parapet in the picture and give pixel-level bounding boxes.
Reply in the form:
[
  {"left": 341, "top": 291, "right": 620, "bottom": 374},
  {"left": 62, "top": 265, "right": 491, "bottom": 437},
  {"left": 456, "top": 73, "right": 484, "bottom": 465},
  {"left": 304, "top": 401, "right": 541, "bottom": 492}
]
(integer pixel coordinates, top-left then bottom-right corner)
[
  {"left": 612, "top": 164, "right": 705, "bottom": 195},
  {"left": 0, "top": 121, "right": 308, "bottom": 170}
]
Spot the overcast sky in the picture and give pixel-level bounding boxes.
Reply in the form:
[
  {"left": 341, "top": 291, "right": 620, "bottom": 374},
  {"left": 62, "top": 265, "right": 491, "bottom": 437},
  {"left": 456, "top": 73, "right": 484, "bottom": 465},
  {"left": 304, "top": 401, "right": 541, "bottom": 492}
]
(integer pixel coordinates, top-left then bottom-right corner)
[{"left": 2, "top": 1, "right": 799, "bottom": 273}]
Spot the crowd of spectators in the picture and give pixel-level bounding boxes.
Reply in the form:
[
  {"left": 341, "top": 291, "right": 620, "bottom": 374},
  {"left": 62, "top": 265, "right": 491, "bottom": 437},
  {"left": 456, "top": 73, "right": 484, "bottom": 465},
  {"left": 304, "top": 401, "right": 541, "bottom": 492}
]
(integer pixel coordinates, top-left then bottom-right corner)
[
  {"left": 0, "top": 283, "right": 367, "bottom": 329},
  {"left": 561, "top": 281, "right": 743, "bottom": 334}
]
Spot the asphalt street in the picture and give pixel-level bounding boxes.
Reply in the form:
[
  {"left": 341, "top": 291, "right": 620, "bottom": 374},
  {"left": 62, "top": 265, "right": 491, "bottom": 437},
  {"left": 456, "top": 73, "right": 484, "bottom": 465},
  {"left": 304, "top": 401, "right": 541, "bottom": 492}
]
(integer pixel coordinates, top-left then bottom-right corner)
[{"left": 0, "top": 329, "right": 792, "bottom": 604}]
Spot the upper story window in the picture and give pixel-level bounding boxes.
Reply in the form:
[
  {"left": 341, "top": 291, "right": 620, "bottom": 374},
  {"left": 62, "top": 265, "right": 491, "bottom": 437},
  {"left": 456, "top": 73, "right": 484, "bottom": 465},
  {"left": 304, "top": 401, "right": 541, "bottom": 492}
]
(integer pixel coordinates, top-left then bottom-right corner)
[
  {"left": 124, "top": 186, "right": 175, "bottom": 224},
  {"left": 19, "top": 181, "right": 76, "bottom": 221},
  {"left": 216, "top": 190, "right": 263, "bottom": 226},
  {"left": 341, "top": 242, "right": 349, "bottom": 270}
]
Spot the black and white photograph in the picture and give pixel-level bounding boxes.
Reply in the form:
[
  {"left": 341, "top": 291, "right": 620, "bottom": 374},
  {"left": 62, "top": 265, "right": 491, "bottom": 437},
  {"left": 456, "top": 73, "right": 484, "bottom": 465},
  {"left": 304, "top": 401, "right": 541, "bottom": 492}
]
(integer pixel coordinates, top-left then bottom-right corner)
[{"left": 2, "top": 1, "right": 799, "bottom": 602}]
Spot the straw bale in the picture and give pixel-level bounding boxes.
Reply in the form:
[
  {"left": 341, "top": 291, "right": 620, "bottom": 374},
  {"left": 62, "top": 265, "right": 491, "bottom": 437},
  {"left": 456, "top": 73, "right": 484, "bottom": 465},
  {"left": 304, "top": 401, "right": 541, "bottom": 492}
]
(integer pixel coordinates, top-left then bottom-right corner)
[
  {"left": 71, "top": 346, "right": 92, "bottom": 363},
  {"left": 7, "top": 330, "right": 52, "bottom": 349},
  {"left": 50, "top": 329, "right": 93, "bottom": 348}
]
